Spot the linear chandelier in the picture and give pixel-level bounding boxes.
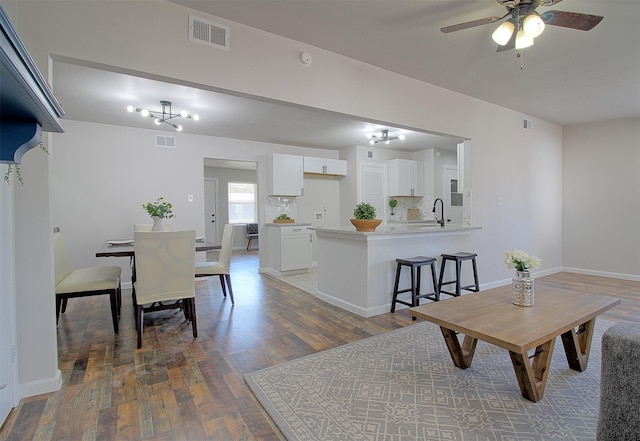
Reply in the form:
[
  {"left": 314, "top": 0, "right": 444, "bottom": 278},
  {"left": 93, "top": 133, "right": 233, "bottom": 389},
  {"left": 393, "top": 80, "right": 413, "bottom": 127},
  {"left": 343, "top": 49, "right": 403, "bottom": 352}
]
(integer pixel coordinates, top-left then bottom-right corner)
[
  {"left": 367, "top": 129, "right": 405, "bottom": 145},
  {"left": 127, "top": 100, "right": 199, "bottom": 131}
]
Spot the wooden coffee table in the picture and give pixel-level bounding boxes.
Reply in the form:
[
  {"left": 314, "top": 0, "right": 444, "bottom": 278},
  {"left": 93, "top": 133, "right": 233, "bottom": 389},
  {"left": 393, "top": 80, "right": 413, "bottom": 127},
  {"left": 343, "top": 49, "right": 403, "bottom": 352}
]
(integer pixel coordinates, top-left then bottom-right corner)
[{"left": 409, "top": 285, "right": 620, "bottom": 402}]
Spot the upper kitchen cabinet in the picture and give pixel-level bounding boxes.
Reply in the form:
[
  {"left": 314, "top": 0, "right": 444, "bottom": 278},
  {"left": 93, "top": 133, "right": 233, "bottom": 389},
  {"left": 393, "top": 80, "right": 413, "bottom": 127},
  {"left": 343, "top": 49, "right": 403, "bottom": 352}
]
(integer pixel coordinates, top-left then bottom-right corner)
[
  {"left": 303, "top": 156, "right": 347, "bottom": 176},
  {"left": 388, "top": 159, "right": 423, "bottom": 197},
  {"left": 0, "top": 5, "right": 64, "bottom": 164},
  {"left": 267, "top": 153, "right": 304, "bottom": 196}
]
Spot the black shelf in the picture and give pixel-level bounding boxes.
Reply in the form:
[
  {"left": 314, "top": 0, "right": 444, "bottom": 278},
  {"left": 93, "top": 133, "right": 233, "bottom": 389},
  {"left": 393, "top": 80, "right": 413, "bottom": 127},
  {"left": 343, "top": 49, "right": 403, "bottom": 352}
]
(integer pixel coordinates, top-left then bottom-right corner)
[{"left": 0, "top": 4, "right": 64, "bottom": 164}]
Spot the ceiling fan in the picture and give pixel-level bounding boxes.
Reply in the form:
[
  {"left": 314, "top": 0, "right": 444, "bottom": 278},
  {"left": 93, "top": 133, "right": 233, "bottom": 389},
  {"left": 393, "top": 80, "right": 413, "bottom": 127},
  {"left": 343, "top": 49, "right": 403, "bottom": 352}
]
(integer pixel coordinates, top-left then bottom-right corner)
[{"left": 441, "top": 0, "right": 603, "bottom": 51}]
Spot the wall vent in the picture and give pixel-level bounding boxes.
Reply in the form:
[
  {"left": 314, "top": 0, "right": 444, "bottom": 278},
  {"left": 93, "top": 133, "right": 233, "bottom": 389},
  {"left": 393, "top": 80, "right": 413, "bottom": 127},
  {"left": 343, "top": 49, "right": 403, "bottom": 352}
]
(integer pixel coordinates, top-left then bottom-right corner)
[
  {"left": 189, "top": 15, "right": 230, "bottom": 51},
  {"left": 523, "top": 118, "right": 533, "bottom": 130},
  {"left": 367, "top": 150, "right": 375, "bottom": 159},
  {"left": 156, "top": 135, "right": 176, "bottom": 149}
]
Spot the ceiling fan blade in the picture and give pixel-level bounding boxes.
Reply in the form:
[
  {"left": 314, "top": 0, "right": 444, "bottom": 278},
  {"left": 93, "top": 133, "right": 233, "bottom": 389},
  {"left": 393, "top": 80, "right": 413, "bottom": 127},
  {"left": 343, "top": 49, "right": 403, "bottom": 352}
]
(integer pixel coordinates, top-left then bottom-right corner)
[
  {"left": 440, "top": 16, "right": 504, "bottom": 33},
  {"left": 541, "top": 10, "right": 604, "bottom": 31}
]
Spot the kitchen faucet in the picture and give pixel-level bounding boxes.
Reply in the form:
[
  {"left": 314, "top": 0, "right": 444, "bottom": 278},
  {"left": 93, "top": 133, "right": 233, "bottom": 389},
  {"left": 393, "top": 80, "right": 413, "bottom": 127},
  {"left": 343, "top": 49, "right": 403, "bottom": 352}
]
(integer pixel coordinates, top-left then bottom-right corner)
[{"left": 433, "top": 198, "right": 445, "bottom": 227}]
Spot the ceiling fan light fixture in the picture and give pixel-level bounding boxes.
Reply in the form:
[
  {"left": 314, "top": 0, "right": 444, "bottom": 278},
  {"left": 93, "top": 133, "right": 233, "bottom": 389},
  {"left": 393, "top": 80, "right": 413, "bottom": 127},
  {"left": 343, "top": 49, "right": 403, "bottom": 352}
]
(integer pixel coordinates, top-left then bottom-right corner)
[
  {"left": 515, "top": 29, "right": 534, "bottom": 49},
  {"left": 523, "top": 13, "right": 545, "bottom": 38},
  {"left": 492, "top": 21, "right": 515, "bottom": 45}
]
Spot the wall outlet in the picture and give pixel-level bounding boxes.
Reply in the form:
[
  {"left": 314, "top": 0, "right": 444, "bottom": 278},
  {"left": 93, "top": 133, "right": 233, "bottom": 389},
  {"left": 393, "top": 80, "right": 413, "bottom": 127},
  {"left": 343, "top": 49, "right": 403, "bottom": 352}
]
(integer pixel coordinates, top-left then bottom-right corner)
[{"left": 188, "top": 195, "right": 194, "bottom": 203}]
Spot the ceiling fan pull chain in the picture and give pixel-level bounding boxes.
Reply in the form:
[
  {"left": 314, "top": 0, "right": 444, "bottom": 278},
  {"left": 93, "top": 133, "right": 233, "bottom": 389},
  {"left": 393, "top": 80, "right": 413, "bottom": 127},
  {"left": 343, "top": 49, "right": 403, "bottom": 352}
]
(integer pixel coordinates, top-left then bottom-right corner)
[{"left": 518, "top": 50, "right": 525, "bottom": 70}]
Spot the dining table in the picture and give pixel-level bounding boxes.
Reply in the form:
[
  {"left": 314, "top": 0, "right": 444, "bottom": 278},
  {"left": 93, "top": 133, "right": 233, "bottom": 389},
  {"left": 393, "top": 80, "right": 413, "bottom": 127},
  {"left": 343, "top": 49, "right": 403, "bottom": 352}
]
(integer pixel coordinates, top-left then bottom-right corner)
[
  {"left": 96, "top": 238, "right": 222, "bottom": 294},
  {"left": 96, "top": 238, "right": 221, "bottom": 259}
]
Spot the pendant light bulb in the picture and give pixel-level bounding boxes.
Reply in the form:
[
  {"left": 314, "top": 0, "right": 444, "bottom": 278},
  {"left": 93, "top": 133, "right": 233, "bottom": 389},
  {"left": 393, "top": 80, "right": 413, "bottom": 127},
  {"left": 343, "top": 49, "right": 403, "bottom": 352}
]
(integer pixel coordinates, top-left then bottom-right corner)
[
  {"left": 515, "top": 29, "right": 534, "bottom": 49},
  {"left": 492, "top": 21, "right": 515, "bottom": 46},
  {"left": 523, "top": 13, "right": 545, "bottom": 38},
  {"left": 140, "top": 109, "right": 150, "bottom": 117}
]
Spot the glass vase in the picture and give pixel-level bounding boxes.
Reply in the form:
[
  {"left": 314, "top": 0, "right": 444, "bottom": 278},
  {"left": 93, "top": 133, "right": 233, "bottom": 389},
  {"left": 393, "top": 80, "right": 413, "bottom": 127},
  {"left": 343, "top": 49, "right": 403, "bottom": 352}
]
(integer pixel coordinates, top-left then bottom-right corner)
[{"left": 512, "top": 270, "right": 534, "bottom": 306}]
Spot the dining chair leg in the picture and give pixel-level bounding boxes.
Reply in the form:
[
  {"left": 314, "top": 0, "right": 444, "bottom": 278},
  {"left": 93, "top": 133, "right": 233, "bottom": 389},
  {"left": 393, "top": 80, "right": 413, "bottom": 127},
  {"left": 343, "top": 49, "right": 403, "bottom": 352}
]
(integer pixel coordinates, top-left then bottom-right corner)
[
  {"left": 218, "top": 275, "right": 227, "bottom": 297},
  {"left": 225, "top": 274, "right": 234, "bottom": 304},
  {"left": 55, "top": 296, "right": 63, "bottom": 324},
  {"left": 116, "top": 284, "right": 122, "bottom": 315},
  {"left": 109, "top": 289, "right": 119, "bottom": 334},
  {"left": 136, "top": 304, "right": 144, "bottom": 349},
  {"left": 183, "top": 298, "right": 192, "bottom": 321},
  {"left": 190, "top": 298, "right": 198, "bottom": 338},
  {"left": 61, "top": 298, "right": 69, "bottom": 313}
]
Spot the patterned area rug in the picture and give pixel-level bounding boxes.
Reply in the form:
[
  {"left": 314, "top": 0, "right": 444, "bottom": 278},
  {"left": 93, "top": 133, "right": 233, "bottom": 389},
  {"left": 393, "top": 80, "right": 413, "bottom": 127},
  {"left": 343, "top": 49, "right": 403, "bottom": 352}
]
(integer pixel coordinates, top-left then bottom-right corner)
[{"left": 245, "top": 319, "right": 615, "bottom": 440}]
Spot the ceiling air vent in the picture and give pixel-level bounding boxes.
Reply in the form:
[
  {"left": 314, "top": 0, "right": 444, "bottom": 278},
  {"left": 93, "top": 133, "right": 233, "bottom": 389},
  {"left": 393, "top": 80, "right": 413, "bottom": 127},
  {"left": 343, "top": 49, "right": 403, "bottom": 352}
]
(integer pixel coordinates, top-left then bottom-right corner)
[
  {"left": 156, "top": 135, "right": 176, "bottom": 149},
  {"left": 189, "top": 15, "right": 230, "bottom": 51},
  {"left": 523, "top": 118, "right": 533, "bottom": 130}
]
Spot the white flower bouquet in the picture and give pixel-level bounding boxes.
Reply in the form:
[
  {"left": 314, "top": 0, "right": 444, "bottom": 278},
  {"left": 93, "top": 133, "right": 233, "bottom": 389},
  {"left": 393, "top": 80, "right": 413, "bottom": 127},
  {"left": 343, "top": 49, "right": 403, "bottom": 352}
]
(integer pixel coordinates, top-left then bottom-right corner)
[{"left": 504, "top": 249, "right": 540, "bottom": 272}]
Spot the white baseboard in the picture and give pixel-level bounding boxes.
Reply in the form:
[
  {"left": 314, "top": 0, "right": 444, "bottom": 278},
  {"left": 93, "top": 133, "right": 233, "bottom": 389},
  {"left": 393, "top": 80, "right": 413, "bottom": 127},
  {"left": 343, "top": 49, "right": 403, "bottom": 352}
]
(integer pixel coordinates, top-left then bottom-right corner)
[
  {"left": 259, "top": 267, "right": 311, "bottom": 277},
  {"left": 17, "top": 369, "right": 62, "bottom": 400},
  {"left": 314, "top": 290, "right": 377, "bottom": 317},
  {"left": 562, "top": 267, "right": 640, "bottom": 282}
]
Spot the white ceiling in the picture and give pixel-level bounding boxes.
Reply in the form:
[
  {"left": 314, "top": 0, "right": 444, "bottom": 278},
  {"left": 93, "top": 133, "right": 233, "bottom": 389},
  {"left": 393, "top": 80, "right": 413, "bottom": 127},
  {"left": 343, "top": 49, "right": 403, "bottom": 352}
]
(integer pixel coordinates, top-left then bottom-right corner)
[{"left": 51, "top": 0, "right": 639, "bottom": 153}]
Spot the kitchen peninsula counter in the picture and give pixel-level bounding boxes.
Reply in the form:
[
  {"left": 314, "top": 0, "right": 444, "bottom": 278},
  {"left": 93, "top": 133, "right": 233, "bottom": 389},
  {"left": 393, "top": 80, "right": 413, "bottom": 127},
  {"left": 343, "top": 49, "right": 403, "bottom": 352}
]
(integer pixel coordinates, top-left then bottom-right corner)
[
  {"left": 312, "top": 224, "right": 480, "bottom": 236},
  {"left": 311, "top": 224, "right": 481, "bottom": 317}
]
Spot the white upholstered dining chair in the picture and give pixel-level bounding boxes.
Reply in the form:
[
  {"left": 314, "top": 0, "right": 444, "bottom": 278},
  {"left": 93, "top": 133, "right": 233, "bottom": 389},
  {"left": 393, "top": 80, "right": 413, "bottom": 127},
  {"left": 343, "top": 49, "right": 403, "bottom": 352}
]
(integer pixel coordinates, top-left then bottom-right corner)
[
  {"left": 195, "top": 223, "right": 235, "bottom": 304},
  {"left": 53, "top": 227, "right": 122, "bottom": 333},
  {"left": 133, "top": 230, "right": 196, "bottom": 349},
  {"left": 130, "top": 223, "right": 173, "bottom": 299}
]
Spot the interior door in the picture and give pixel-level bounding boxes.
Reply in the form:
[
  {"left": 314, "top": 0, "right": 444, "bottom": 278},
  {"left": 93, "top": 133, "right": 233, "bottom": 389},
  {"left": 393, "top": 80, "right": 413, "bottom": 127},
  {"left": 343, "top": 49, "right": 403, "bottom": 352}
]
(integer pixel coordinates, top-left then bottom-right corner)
[{"left": 204, "top": 178, "right": 219, "bottom": 245}]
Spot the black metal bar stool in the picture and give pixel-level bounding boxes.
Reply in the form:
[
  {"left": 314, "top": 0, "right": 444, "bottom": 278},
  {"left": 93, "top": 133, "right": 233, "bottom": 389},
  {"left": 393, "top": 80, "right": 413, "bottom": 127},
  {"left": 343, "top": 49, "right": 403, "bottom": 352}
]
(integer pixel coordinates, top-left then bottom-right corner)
[
  {"left": 438, "top": 252, "right": 480, "bottom": 297},
  {"left": 391, "top": 256, "right": 439, "bottom": 320}
]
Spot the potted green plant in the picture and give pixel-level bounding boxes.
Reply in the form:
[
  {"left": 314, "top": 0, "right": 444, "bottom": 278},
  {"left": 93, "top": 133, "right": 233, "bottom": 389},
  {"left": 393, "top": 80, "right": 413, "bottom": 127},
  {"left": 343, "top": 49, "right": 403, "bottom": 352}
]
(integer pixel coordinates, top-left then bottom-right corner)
[
  {"left": 389, "top": 198, "right": 398, "bottom": 216},
  {"left": 350, "top": 202, "right": 382, "bottom": 232},
  {"left": 274, "top": 213, "right": 294, "bottom": 223},
  {"left": 142, "top": 197, "right": 174, "bottom": 231}
]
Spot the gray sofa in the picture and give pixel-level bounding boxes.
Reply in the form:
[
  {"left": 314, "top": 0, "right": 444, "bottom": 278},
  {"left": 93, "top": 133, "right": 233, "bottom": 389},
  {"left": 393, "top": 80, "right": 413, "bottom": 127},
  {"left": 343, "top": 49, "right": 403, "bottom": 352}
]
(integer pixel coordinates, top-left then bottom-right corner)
[{"left": 596, "top": 321, "right": 640, "bottom": 441}]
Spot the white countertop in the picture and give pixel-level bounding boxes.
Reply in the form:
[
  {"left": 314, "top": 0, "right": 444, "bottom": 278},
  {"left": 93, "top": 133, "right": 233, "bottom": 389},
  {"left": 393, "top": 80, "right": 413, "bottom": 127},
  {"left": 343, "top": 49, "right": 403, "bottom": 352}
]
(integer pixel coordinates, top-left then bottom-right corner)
[
  {"left": 311, "top": 224, "right": 481, "bottom": 235},
  {"left": 265, "top": 222, "right": 312, "bottom": 227}
]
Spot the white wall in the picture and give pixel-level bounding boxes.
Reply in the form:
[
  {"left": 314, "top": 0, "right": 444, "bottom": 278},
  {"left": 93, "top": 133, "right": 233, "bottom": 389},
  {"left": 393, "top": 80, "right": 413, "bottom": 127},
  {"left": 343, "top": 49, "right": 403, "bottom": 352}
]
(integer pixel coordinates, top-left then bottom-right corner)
[
  {"left": 562, "top": 117, "right": 640, "bottom": 279},
  {"left": 7, "top": 0, "right": 569, "bottom": 399}
]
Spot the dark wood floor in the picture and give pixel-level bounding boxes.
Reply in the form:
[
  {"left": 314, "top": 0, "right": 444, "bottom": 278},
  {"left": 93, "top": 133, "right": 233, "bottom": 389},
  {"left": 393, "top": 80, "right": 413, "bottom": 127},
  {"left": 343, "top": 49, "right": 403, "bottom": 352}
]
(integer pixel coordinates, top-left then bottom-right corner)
[{"left": 1, "top": 251, "right": 638, "bottom": 440}]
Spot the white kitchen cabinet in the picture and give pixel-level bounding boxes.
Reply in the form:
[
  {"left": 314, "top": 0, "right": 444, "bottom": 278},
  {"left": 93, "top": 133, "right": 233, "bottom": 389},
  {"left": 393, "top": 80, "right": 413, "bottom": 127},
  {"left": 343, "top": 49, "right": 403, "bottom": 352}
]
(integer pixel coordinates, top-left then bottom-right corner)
[
  {"left": 388, "top": 159, "right": 423, "bottom": 197},
  {"left": 265, "top": 225, "right": 312, "bottom": 273},
  {"left": 303, "top": 156, "right": 347, "bottom": 176},
  {"left": 267, "top": 153, "right": 304, "bottom": 196}
]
